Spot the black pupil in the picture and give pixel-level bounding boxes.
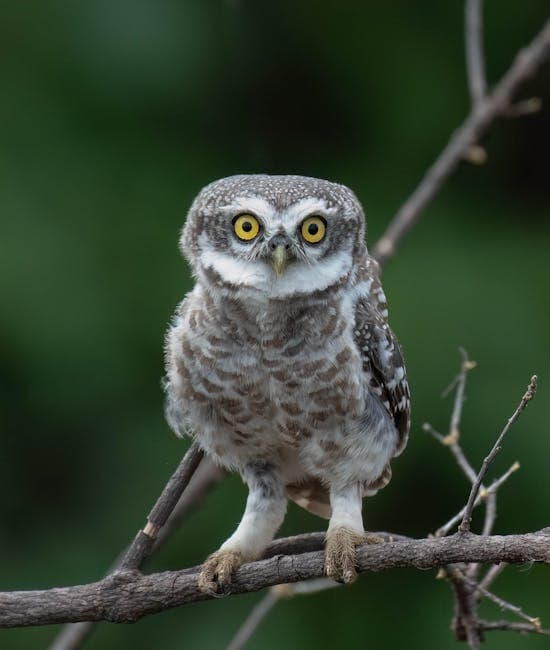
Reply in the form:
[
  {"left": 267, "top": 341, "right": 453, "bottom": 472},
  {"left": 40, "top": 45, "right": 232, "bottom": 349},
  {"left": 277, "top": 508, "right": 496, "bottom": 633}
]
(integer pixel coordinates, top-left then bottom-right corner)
[
  {"left": 242, "top": 221, "right": 253, "bottom": 232},
  {"left": 308, "top": 222, "right": 319, "bottom": 235}
]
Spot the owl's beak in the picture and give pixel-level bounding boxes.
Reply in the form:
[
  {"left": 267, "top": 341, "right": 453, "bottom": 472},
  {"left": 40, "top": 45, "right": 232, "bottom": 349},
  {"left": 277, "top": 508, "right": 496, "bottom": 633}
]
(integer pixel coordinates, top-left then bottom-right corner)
[
  {"left": 269, "top": 234, "right": 291, "bottom": 278},
  {"left": 272, "top": 245, "right": 288, "bottom": 277}
]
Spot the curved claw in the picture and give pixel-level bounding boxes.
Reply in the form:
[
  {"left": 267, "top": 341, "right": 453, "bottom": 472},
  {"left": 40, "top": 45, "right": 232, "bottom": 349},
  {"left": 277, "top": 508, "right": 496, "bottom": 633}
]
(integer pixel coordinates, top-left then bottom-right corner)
[
  {"left": 325, "top": 528, "right": 385, "bottom": 583},
  {"left": 198, "top": 549, "right": 244, "bottom": 596}
]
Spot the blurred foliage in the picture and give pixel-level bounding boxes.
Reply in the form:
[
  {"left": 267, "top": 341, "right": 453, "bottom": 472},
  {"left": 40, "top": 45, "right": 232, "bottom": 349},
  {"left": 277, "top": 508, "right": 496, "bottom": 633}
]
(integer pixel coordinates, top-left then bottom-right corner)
[{"left": 1, "top": 1, "right": 549, "bottom": 648}]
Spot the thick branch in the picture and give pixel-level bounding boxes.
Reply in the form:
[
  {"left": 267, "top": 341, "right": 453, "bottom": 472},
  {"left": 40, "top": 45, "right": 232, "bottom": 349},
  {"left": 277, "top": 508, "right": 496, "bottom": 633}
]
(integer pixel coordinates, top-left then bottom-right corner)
[
  {"left": 372, "top": 19, "right": 550, "bottom": 265},
  {"left": 1, "top": 530, "right": 549, "bottom": 629}
]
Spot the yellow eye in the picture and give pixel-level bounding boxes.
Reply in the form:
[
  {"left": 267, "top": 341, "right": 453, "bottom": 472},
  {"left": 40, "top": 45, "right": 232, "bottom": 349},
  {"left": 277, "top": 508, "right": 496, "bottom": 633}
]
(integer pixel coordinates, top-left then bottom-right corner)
[
  {"left": 233, "top": 214, "right": 260, "bottom": 241},
  {"left": 301, "top": 216, "right": 326, "bottom": 244}
]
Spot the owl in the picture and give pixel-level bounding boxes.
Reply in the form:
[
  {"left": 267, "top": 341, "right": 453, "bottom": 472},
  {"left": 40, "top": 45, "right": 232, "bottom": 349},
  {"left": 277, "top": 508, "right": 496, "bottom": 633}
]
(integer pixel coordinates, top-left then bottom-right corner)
[{"left": 164, "top": 174, "right": 410, "bottom": 591}]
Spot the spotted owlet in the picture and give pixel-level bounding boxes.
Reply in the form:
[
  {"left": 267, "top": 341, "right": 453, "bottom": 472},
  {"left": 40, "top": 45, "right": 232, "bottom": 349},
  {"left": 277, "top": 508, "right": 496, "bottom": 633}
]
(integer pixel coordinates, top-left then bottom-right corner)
[{"left": 164, "top": 174, "right": 410, "bottom": 591}]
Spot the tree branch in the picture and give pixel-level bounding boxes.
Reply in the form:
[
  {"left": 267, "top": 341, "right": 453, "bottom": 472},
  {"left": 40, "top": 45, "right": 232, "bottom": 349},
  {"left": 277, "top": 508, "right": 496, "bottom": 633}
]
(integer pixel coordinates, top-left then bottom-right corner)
[
  {"left": 459, "top": 376, "right": 537, "bottom": 532},
  {"left": 1, "top": 530, "right": 548, "bottom": 629},
  {"left": 120, "top": 441, "right": 204, "bottom": 569},
  {"left": 435, "top": 462, "right": 519, "bottom": 538},
  {"left": 372, "top": 18, "right": 550, "bottom": 265},
  {"left": 425, "top": 359, "right": 541, "bottom": 648},
  {"left": 465, "top": 0, "right": 487, "bottom": 106},
  {"left": 458, "top": 571, "right": 542, "bottom": 627},
  {"left": 40, "top": 12, "right": 550, "bottom": 650},
  {"left": 50, "top": 455, "right": 222, "bottom": 650},
  {"left": 226, "top": 580, "right": 339, "bottom": 650},
  {"left": 478, "top": 619, "right": 550, "bottom": 637}
]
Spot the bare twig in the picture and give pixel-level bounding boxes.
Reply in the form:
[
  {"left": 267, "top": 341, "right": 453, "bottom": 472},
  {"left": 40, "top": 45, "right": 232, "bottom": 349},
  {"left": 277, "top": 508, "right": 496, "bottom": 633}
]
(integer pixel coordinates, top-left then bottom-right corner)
[
  {"left": 504, "top": 96, "right": 543, "bottom": 117},
  {"left": 424, "top": 422, "right": 476, "bottom": 484},
  {"left": 226, "top": 591, "right": 279, "bottom": 650},
  {"left": 424, "top": 348, "right": 478, "bottom": 482},
  {"left": 50, "top": 443, "right": 210, "bottom": 650},
  {"left": 152, "top": 458, "right": 224, "bottom": 551},
  {"left": 478, "top": 619, "right": 550, "bottom": 636},
  {"left": 0, "top": 530, "right": 548, "bottom": 629},
  {"left": 372, "top": 19, "right": 550, "bottom": 265},
  {"left": 458, "top": 571, "right": 543, "bottom": 627},
  {"left": 465, "top": 0, "right": 487, "bottom": 105},
  {"left": 459, "top": 377, "right": 537, "bottom": 533},
  {"left": 435, "top": 462, "right": 520, "bottom": 538},
  {"left": 448, "top": 350, "right": 476, "bottom": 444},
  {"left": 121, "top": 441, "right": 204, "bottom": 568},
  {"left": 426, "top": 358, "right": 541, "bottom": 648},
  {"left": 449, "top": 566, "right": 547, "bottom": 648},
  {"left": 478, "top": 562, "right": 507, "bottom": 593},
  {"left": 226, "top": 579, "right": 338, "bottom": 650},
  {"left": 480, "top": 492, "right": 497, "bottom": 537}
]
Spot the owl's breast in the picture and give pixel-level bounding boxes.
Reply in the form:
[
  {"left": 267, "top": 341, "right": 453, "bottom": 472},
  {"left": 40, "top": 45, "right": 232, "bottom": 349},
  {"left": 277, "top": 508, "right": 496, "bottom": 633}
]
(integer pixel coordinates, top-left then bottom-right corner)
[{"left": 165, "top": 287, "right": 366, "bottom": 472}]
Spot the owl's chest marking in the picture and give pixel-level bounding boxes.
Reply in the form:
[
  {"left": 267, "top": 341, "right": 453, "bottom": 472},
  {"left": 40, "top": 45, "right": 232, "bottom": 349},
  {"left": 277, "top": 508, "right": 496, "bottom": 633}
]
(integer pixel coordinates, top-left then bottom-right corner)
[{"left": 169, "top": 288, "right": 364, "bottom": 469}]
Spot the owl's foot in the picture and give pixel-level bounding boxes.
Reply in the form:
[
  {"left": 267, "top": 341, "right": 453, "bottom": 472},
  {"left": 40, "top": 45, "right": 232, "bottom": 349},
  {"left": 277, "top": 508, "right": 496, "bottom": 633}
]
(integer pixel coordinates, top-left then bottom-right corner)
[
  {"left": 198, "top": 549, "right": 244, "bottom": 596},
  {"left": 324, "top": 527, "right": 384, "bottom": 584}
]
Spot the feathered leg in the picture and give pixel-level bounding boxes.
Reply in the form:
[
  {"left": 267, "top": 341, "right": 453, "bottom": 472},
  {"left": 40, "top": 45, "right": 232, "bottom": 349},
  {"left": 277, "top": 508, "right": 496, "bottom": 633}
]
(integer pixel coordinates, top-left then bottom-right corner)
[
  {"left": 325, "top": 483, "right": 383, "bottom": 583},
  {"left": 198, "top": 462, "right": 287, "bottom": 595}
]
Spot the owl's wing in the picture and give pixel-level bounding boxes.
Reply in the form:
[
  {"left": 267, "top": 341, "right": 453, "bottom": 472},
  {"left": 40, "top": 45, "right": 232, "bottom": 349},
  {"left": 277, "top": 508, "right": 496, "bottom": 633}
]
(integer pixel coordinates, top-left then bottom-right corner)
[{"left": 353, "top": 261, "right": 410, "bottom": 457}]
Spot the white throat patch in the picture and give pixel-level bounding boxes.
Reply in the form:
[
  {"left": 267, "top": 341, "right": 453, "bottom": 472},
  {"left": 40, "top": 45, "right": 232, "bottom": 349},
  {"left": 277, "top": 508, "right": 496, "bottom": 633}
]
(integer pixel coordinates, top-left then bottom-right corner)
[{"left": 200, "top": 249, "right": 353, "bottom": 298}]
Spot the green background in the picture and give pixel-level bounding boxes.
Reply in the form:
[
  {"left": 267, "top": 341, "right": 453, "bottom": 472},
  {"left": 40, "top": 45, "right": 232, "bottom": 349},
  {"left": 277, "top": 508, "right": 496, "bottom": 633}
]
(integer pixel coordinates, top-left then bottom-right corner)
[{"left": 1, "top": 1, "right": 549, "bottom": 648}]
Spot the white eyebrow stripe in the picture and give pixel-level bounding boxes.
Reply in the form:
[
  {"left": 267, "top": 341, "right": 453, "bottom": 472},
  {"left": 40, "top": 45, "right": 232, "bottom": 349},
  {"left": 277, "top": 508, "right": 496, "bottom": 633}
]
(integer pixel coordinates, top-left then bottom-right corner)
[
  {"left": 283, "top": 198, "right": 335, "bottom": 225},
  {"left": 220, "top": 197, "right": 276, "bottom": 221}
]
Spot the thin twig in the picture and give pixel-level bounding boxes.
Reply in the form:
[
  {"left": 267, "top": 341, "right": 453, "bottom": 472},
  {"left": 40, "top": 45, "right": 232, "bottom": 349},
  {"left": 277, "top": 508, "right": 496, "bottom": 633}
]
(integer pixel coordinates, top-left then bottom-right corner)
[
  {"left": 435, "top": 462, "right": 520, "bottom": 537},
  {"left": 435, "top": 352, "right": 482, "bottom": 649},
  {"left": 478, "top": 562, "right": 507, "bottom": 593},
  {"left": 447, "top": 349, "right": 476, "bottom": 445},
  {"left": 226, "top": 591, "right": 278, "bottom": 650},
  {"left": 504, "top": 96, "right": 543, "bottom": 117},
  {"left": 425, "top": 349, "right": 478, "bottom": 483},
  {"left": 121, "top": 441, "right": 204, "bottom": 569},
  {"left": 458, "top": 571, "right": 542, "bottom": 627},
  {"left": 465, "top": 0, "right": 487, "bottom": 105},
  {"left": 50, "top": 443, "right": 208, "bottom": 650},
  {"left": 466, "top": 490, "right": 499, "bottom": 580},
  {"left": 153, "top": 458, "right": 224, "bottom": 552},
  {"left": 424, "top": 422, "right": 477, "bottom": 484},
  {"left": 470, "top": 460, "right": 499, "bottom": 578},
  {"left": 478, "top": 619, "right": 550, "bottom": 636},
  {"left": 226, "top": 579, "right": 338, "bottom": 650},
  {"left": 459, "top": 377, "right": 537, "bottom": 533},
  {"left": 372, "top": 19, "right": 550, "bottom": 265}
]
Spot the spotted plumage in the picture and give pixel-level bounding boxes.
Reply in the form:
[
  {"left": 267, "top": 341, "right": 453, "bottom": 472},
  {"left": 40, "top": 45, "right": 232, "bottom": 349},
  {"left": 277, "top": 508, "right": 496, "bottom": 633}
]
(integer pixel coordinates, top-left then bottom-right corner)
[{"left": 164, "top": 174, "right": 410, "bottom": 589}]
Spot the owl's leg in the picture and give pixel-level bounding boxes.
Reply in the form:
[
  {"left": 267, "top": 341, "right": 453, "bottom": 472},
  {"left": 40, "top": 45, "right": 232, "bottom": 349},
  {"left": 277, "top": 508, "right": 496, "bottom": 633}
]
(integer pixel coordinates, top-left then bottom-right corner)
[
  {"left": 198, "top": 462, "right": 287, "bottom": 595},
  {"left": 325, "top": 483, "right": 382, "bottom": 583}
]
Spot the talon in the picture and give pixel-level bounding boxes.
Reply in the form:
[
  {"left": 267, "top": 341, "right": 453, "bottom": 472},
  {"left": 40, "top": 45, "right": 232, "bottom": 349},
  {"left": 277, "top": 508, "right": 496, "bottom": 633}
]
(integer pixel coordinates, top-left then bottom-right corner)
[
  {"left": 325, "top": 527, "right": 364, "bottom": 584},
  {"left": 198, "top": 549, "right": 243, "bottom": 596}
]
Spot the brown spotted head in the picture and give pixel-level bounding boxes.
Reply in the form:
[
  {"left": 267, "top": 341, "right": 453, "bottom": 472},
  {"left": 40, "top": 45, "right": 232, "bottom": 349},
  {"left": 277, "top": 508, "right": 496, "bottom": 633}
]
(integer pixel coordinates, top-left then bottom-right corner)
[{"left": 180, "top": 174, "right": 368, "bottom": 299}]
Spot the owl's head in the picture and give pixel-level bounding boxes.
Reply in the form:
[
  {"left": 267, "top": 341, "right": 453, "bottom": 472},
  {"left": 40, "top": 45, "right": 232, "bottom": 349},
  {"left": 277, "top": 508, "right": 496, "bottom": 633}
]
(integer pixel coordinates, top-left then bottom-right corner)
[{"left": 181, "top": 174, "right": 367, "bottom": 299}]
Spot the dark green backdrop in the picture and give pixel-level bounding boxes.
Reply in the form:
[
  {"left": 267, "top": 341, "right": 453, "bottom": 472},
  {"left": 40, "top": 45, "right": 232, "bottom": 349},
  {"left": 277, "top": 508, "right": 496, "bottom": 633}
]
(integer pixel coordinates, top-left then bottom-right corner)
[{"left": 1, "top": 1, "right": 549, "bottom": 648}]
